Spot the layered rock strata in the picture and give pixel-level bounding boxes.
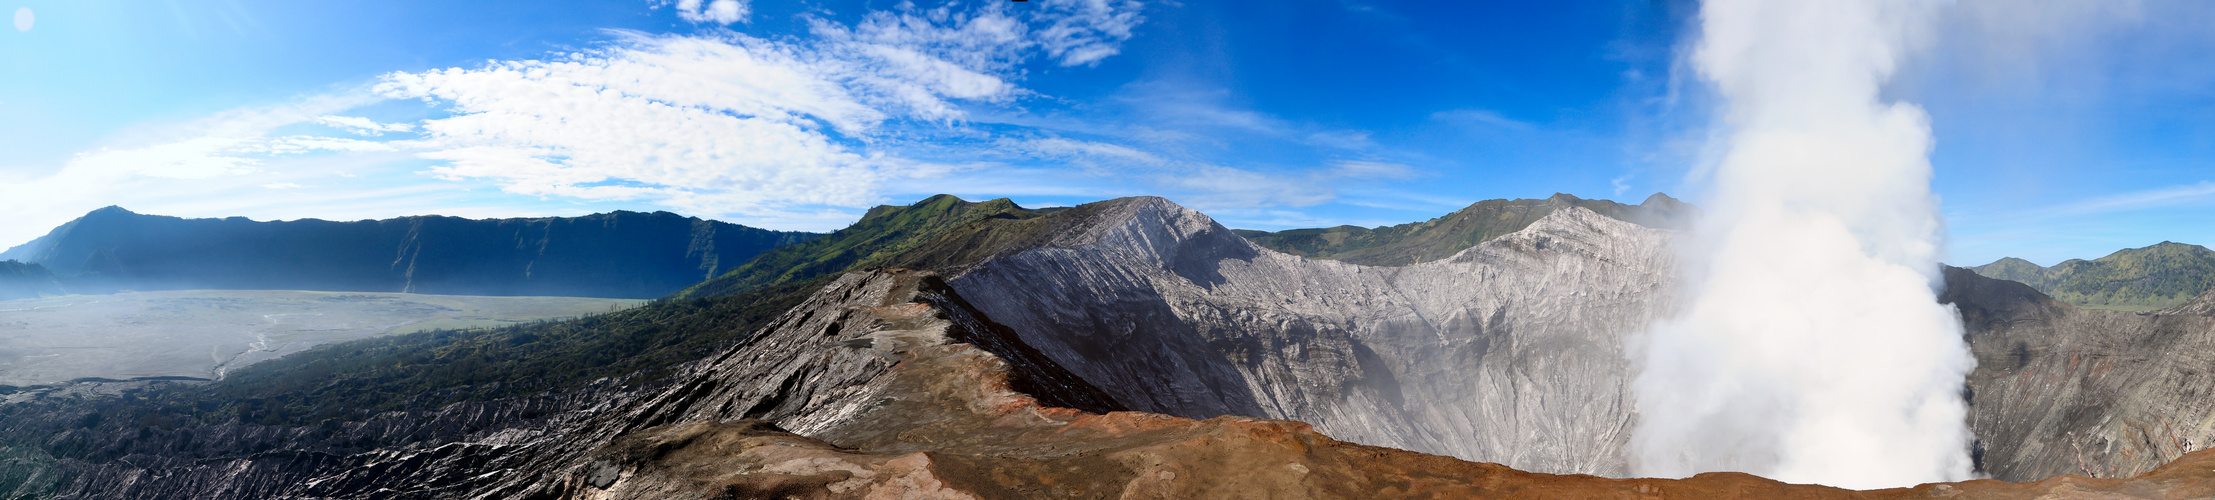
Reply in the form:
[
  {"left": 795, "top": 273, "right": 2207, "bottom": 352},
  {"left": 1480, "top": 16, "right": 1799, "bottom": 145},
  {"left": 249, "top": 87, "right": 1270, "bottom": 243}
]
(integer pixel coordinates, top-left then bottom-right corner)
[
  {"left": 1946, "top": 268, "right": 2215, "bottom": 480},
  {"left": 946, "top": 197, "right": 1673, "bottom": 475}
]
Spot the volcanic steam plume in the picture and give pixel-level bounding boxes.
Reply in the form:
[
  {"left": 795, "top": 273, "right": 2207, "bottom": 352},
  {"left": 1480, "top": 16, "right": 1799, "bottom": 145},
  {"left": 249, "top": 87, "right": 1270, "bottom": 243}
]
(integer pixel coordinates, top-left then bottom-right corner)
[{"left": 1629, "top": 0, "right": 1976, "bottom": 489}]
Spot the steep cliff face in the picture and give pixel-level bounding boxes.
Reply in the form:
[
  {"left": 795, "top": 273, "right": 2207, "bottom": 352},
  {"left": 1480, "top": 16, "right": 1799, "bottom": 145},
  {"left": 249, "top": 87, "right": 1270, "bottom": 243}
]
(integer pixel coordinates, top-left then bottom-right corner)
[
  {"left": 0, "top": 207, "right": 819, "bottom": 299},
  {"left": 938, "top": 196, "right": 2215, "bottom": 482},
  {"left": 1943, "top": 267, "right": 2215, "bottom": 481},
  {"left": 946, "top": 197, "right": 1674, "bottom": 476}
]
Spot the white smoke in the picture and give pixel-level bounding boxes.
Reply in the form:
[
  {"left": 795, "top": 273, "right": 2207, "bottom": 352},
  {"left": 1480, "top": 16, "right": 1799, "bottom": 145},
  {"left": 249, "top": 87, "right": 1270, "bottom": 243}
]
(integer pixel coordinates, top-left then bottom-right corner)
[{"left": 1629, "top": 0, "right": 1977, "bottom": 489}]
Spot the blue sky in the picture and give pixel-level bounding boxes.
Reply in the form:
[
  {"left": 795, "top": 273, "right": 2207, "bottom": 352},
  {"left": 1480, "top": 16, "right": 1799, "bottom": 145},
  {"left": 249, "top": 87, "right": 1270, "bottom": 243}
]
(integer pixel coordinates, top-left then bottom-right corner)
[{"left": 1, "top": 0, "right": 2210, "bottom": 266}]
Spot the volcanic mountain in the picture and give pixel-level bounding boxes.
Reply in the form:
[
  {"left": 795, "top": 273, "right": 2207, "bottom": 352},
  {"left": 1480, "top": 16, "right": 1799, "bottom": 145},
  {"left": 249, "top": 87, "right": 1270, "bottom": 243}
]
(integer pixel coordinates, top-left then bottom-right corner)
[
  {"left": 1970, "top": 241, "right": 2215, "bottom": 311},
  {"left": 0, "top": 207, "right": 820, "bottom": 298},
  {"left": 0, "top": 195, "right": 2210, "bottom": 498}
]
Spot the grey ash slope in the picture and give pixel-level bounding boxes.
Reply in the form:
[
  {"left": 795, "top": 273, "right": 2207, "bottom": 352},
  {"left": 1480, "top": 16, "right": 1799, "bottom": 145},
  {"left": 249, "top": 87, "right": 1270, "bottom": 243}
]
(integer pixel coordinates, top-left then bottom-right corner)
[
  {"left": 930, "top": 196, "right": 2215, "bottom": 481},
  {"left": 940, "top": 196, "right": 1675, "bottom": 475}
]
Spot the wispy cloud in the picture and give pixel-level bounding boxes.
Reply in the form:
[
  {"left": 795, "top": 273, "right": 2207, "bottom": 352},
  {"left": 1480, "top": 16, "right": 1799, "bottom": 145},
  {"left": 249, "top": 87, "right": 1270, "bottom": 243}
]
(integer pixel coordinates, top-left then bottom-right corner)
[
  {"left": 1329, "top": 159, "right": 1420, "bottom": 180},
  {"left": 2054, "top": 180, "right": 2215, "bottom": 215},
  {"left": 377, "top": 1, "right": 1146, "bottom": 219},
  {"left": 1429, "top": 108, "right": 1534, "bottom": 131},
  {"left": 314, "top": 115, "right": 414, "bottom": 136}
]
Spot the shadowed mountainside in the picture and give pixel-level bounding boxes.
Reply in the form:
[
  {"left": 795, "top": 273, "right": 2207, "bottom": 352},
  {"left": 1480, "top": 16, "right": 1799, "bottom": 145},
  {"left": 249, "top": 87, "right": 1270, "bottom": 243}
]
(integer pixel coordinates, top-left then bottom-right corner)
[
  {"left": 1970, "top": 241, "right": 2215, "bottom": 311},
  {"left": 0, "top": 260, "right": 64, "bottom": 300},
  {"left": 1234, "top": 192, "right": 1695, "bottom": 266},
  {"left": 0, "top": 207, "right": 819, "bottom": 299}
]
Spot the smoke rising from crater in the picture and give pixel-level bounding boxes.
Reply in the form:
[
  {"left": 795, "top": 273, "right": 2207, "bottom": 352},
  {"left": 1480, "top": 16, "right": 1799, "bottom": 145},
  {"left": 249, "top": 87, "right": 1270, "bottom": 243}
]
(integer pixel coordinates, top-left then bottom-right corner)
[{"left": 1629, "top": 0, "right": 1976, "bottom": 489}]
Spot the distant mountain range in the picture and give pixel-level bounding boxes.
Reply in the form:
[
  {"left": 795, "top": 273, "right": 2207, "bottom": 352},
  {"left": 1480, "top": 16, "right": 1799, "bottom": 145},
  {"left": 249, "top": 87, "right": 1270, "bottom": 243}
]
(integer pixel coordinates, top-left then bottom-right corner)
[
  {"left": 1233, "top": 192, "right": 1694, "bottom": 266},
  {"left": 0, "top": 207, "right": 821, "bottom": 299},
  {"left": 1970, "top": 241, "right": 2215, "bottom": 311}
]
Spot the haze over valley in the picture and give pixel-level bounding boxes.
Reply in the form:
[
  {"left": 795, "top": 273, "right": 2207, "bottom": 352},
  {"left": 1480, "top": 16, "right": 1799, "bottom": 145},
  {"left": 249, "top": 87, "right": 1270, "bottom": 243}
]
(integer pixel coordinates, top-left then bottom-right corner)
[{"left": 0, "top": 290, "right": 639, "bottom": 387}]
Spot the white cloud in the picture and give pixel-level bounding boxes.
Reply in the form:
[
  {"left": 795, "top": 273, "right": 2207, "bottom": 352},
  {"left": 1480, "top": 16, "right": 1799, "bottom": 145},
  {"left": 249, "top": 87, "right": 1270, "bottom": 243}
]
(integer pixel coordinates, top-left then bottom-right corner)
[
  {"left": 1017, "top": 137, "right": 1165, "bottom": 165},
  {"left": 1305, "top": 130, "right": 1376, "bottom": 150},
  {"left": 315, "top": 115, "right": 414, "bottom": 136},
  {"left": 1027, "top": 0, "right": 1146, "bottom": 66},
  {"left": 1328, "top": 160, "right": 1418, "bottom": 180},
  {"left": 3, "top": 0, "right": 1152, "bottom": 246},
  {"left": 663, "top": 0, "right": 751, "bottom": 25},
  {"left": 380, "top": 0, "right": 1143, "bottom": 219},
  {"left": 0, "top": 93, "right": 418, "bottom": 247},
  {"left": 1164, "top": 165, "right": 1337, "bottom": 210},
  {"left": 2055, "top": 180, "right": 2215, "bottom": 215}
]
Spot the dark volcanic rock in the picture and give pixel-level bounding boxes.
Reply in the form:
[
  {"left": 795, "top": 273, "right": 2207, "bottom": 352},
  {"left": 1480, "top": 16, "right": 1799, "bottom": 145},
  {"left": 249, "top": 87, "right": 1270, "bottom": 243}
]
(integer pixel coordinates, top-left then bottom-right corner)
[
  {"left": 0, "top": 268, "right": 1122, "bottom": 498},
  {"left": 0, "top": 207, "right": 819, "bottom": 299}
]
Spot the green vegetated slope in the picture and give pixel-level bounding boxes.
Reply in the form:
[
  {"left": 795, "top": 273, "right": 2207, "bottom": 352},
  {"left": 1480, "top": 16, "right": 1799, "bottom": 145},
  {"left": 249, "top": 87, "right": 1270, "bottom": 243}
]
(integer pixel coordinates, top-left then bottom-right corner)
[
  {"left": 1971, "top": 241, "right": 2215, "bottom": 311},
  {"left": 1235, "top": 192, "right": 1695, "bottom": 266},
  {"left": 675, "top": 194, "right": 1056, "bottom": 298},
  {"left": 0, "top": 260, "right": 65, "bottom": 300},
  {"left": 76, "top": 194, "right": 1053, "bottom": 426}
]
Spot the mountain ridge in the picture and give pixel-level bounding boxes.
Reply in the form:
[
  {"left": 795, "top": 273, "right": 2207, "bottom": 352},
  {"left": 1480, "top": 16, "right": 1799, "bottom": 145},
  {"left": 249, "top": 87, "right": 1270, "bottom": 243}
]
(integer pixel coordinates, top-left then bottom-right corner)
[
  {"left": 1, "top": 207, "right": 821, "bottom": 299},
  {"left": 1969, "top": 241, "right": 2215, "bottom": 311},
  {"left": 675, "top": 194, "right": 1049, "bottom": 299},
  {"left": 1233, "top": 192, "right": 1695, "bottom": 266}
]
